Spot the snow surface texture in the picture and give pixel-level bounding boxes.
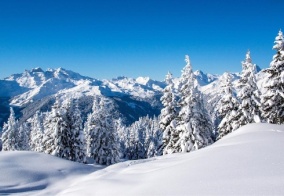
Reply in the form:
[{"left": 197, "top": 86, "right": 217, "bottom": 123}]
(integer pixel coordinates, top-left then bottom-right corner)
[
  {"left": 0, "top": 151, "right": 99, "bottom": 195},
  {"left": 1, "top": 123, "right": 283, "bottom": 195}
]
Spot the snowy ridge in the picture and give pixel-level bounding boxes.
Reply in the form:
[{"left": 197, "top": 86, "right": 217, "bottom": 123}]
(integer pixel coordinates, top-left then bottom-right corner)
[
  {"left": 1, "top": 67, "right": 221, "bottom": 106},
  {"left": 1, "top": 68, "right": 166, "bottom": 107},
  {"left": 194, "top": 70, "right": 219, "bottom": 86}
]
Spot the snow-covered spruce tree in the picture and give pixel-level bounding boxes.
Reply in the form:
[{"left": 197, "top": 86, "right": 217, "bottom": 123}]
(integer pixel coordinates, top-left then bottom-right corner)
[
  {"left": 235, "top": 50, "right": 261, "bottom": 126},
  {"left": 1, "top": 107, "right": 19, "bottom": 151},
  {"left": 124, "top": 115, "right": 162, "bottom": 159},
  {"left": 159, "top": 72, "right": 179, "bottom": 155},
  {"left": 66, "top": 99, "right": 86, "bottom": 163},
  {"left": 174, "top": 55, "right": 213, "bottom": 153},
  {"left": 18, "top": 122, "right": 30, "bottom": 151},
  {"left": 217, "top": 72, "right": 239, "bottom": 140},
  {"left": 261, "top": 30, "right": 284, "bottom": 124},
  {"left": 85, "top": 96, "right": 120, "bottom": 165},
  {"left": 29, "top": 111, "right": 44, "bottom": 152},
  {"left": 147, "top": 116, "right": 162, "bottom": 157},
  {"left": 42, "top": 97, "right": 70, "bottom": 159},
  {"left": 122, "top": 123, "right": 138, "bottom": 160},
  {"left": 115, "top": 118, "right": 128, "bottom": 158}
]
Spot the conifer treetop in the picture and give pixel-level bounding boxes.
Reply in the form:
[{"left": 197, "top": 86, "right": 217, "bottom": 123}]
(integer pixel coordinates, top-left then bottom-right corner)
[
  {"left": 165, "top": 72, "right": 173, "bottom": 85},
  {"left": 273, "top": 29, "right": 284, "bottom": 51},
  {"left": 185, "top": 55, "right": 190, "bottom": 66},
  {"left": 180, "top": 55, "right": 194, "bottom": 82},
  {"left": 245, "top": 50, "right": 252, "bottom": 64}
]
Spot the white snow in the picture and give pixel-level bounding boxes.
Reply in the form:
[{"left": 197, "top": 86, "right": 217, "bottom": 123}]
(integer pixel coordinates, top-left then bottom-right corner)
[
  {"left": 0, "top": 151, "right": 99, "bottom": 195},
  {"left": 1, "top": 123, "right": 284, "bottom": 195},
  {"left": 1, "top": 68, "right": 165, "bottom": 107}
]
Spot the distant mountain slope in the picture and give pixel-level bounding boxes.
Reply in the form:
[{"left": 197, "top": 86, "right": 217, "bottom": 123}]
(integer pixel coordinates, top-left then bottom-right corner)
[{"left": 0, "top": 68, "right": 166, "bottom": 126}]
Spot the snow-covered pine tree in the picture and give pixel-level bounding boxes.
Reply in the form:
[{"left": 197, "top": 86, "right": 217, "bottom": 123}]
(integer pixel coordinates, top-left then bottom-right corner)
[
  {"left": 217, "top": 72, "right": 239, "bottom": 140},
  {"left": 18, "top": 122, "right": 30, "bottom": 151},
  {"left": 84, "top": 113, "right": 94, "bottom": 160},
  {"left": 159, "top": 72, "right": 179, "bottom": 155},
  {"left": 123, "top": 122, "right": 138, "bottom": 160},
  {"left": 147, "top": 116, "right": 162, "bottom": 157},
  {"left": 85, "top": 96, "right": 120, "bottom": 165},
  {"left": 115, "top": 118, "right": 127, "bottom": 158},
  {"left": 174, "top": 55, "right": 213, "bottom": 153},
  {"left": 235, "top": 50, "right": 261, "bottom": 126},
  {"left": 261, "top": 30, "right": 284, "bottom": 124},
  {"left": 29, "top": 111, "right": 44, "bottom": 152},
  {"left": 124, "top": 115, "right": 162, "bottom": 159},
  {"left": 66, "top": 99, "right": 86, "bottom": 163},
  {"left": 1, "top": 107, "right": 19, "bottom": 151},
  {"left": 146, "top": 127, "right": 156, "bottom": 158},
  {"left": 42, "top": 97, "right": 70, "bottom": 159},
  {"left": 136, "top": 116, "right": 149, "bottom": 159}
]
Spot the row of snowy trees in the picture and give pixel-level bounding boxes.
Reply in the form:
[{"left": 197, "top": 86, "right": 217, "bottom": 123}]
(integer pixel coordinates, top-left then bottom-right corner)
[
  {"left": 0, "top": 30, "right": 283, "bottom": 165},
  {"left": 1, "top": 96, "right": 162, "bottom": 165},
  {"left": 159, "top": 29, "right": 284, "bottom": 153},
  {"left": 217, "top": 30, "right": 284, "bottom": 139},
  {"left": 118, "top": 115, "right": 162, "bottom": 160},
  {"left": 1, "top": 99, "right": 87, "bottom": 163}
]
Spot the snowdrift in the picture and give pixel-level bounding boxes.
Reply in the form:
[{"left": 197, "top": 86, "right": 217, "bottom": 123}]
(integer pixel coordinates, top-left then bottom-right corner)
[
  {"left": 59, "top": 123, "right": 284, "bottom": 195},
  {"left": 0, "top": 151, "right": 98, "bottom": 195},
  {"left": 0, "top": 123, "right": 284, "bottom": 195}
]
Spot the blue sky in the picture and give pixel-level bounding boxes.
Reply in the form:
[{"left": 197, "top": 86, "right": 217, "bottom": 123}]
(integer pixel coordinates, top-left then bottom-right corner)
[{"left": 0, "top": 0, "right": 283, "bottom": 80}]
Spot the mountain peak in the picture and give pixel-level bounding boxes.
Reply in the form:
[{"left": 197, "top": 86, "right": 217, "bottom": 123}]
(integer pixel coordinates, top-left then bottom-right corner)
[
  {"left": 194, "top": 70, "right": 205, "bottom": 75},
  {"left": 136, "top": 76, "right": 151, "bottom": 85},
  {"left": 194, "top": 70, "right": 219, "bottom": 86},
  {"left": 31, "top": 67, "right": 44, "bottom": 73}
]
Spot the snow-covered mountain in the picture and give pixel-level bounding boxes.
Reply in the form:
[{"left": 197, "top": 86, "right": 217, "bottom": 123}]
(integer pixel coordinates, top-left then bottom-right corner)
[
  {"left": 1, "top": 67, "right": 167, "bottom": 106},
  {"left": 0, "top": 66, "right": 265, "bottom": 128},
  {"left": 194, "top": 70, "right": 219, "bottom": 86},
  {"left": 1, "top": 123, "right": 283, "bottom": 195},
  {"left": 0, "top": 68, "right": 167, "bottom": 126}
]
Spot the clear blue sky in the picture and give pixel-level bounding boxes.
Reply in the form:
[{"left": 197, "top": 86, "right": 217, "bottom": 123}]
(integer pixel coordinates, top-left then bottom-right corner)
[{"left": 0, "top": 0, "right": 283, "bottom": 80}]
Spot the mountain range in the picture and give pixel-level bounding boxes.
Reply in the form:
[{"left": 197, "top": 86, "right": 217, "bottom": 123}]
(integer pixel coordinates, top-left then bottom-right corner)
[{"left": 0, "top": 66, "right": 263, "bottom": 129}]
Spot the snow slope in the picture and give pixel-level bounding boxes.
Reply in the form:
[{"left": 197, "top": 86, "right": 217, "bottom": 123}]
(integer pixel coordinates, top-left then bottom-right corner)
[
  {"left": 1, "top": 123, "right": 284, "bottom": 195},
  {"left": 0, "top": 151, "right": 99, "bottom": 195},
  {"left": 59, "top": 123, "right": 284, "bottom": 196}
]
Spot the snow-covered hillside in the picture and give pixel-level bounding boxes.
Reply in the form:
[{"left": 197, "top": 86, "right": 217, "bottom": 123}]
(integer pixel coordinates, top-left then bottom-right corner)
[{"left": 1, "top": 123, "right": 283, "bottom": 195}]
